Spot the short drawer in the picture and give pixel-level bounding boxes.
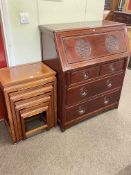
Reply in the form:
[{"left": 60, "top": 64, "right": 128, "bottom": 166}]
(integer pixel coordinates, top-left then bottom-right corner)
[
  {"left": 65, "top": 90, "right": 120, "bottom": 122},
  {"left": 69, "top": 66, "right": 99, "bottom": 86},
  {"left": 66, "top": 73, "right": 124, "bottom": 106},
  {"left": 100, "top": 59, "right": 124, "bottom": 75}
]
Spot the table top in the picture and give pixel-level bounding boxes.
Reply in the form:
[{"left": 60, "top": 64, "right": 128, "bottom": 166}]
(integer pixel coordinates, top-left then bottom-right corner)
[{"left": 0, "top": 62, "right": 56, "bottom": 87}]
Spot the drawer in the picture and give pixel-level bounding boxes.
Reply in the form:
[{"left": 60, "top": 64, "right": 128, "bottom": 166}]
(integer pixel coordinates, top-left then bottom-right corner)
[
  {"left": 65, "top": 90, "right": 120, "bottom": 122},
  {"left": 68, "top": 66, "right": 99, "bottom": 86},
  {"left": 100, "top": 59, "right": 124, "bottom": 75},
  {"left": 66, "top": 73, "right": 124, "bottom": 106}
]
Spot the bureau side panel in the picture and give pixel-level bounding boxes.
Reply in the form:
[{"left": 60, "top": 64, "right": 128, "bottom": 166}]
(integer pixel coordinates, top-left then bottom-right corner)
[{"left": 41, "top": 30, "right": 66, "bottom": 127}]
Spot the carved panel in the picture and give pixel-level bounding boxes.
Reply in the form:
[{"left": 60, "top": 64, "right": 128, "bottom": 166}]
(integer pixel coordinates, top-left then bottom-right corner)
[
  {"left": 75, "top": 39, "right": 91, "bottom": 58},
  {"left": 105, "top": 35, "right": 119, "bottom": 53}
]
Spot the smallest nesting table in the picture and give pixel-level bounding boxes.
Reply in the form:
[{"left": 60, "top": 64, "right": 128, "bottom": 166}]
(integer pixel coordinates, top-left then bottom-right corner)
[{"left": 0, "top": 62, "right": 57, "bottom": 143}]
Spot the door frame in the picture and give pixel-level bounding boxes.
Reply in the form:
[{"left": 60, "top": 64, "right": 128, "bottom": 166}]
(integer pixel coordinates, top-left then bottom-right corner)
[{"left": 0, "top": 0, "right": 15, "bottom": 66}]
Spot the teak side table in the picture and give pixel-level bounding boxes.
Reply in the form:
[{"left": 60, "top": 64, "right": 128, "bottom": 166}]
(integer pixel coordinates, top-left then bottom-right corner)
[{"left": 0, "top": 62, "right": 57, "bottom": 143}]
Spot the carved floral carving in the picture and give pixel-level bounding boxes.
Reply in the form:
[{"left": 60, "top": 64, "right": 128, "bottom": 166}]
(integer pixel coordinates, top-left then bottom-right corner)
[
  {"left": 75, "top": 39, "right": 91, "bottom": 58},
  {"left": 105, "top": 35, "right": 119, "bottom": 53}
]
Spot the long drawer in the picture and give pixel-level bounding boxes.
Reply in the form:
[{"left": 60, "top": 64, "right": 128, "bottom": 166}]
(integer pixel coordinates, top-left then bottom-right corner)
[
  {"left": 65, "top": 90, "right": 120, "bottom": 123},
  {"left": 66, "top": 72, "right": 124, "bottom": 106}
]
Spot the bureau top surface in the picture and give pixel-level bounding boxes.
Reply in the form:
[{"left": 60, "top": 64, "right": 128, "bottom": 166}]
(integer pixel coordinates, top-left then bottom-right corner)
[
  {"left": 0, "top": 62, "right": 56, "bottom": 87},
  {"left": 39, "top": 20, "right": 125, "bottom": 32}
]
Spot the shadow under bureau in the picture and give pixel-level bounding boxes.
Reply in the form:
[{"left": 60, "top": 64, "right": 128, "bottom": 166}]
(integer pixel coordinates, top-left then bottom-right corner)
[{"left": 40, "top": 20, "right": 130, "bottom": 131}]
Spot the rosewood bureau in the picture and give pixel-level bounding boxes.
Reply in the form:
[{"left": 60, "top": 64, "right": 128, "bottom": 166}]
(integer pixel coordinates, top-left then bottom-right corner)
[
  {"left": 0, "top": 62, "right": 57, "bottom": 143},
  {"left": 39, "top": 20, "right": 130, "bottom": 131}
]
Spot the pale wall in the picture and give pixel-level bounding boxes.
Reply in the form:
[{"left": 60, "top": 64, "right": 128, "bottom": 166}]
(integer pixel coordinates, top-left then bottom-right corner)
[
  {"left": 7, "top": 0, "right": 105, "bottom": 66},
  {"left": 38, "top": 0, "right": 87, "bottom": 24},
  {"left": 7, "top": 0, "right": 41, "bottom": 65}
]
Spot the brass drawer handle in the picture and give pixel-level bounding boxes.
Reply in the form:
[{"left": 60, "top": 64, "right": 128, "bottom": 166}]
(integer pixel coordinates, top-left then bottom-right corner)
[
  {"left": 107, "top": 83, "right": 112, "bottom": 88},
  {"left": 83, "top": 71, "right": 88, "bottom": 80},
  {"left": 106, "top": 80, "right": 113, "bottom": 88},
  {"left": 78, "top": 106, "right": 86, "bottom": 115},
  {"left": 109, "top": 65, "right": 115, "bottom": 72},
  {"left": 80, "top": 87, "right": 88, "bottom": 97},
  {"left": 104, "top": 97, "right": 110, "bottom": 105}
]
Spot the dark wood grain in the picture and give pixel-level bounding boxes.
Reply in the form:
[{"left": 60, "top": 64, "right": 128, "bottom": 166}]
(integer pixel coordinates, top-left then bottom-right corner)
[
  {"left": 68, "top": 65, "right": 100, "bottom": 86},
  {"left": 65, "top": 90, "right": 121, "bottom": 123},
  {"left": 66, "top": 72, "right": 124, "bottom": 106},
  {"left": 100, "top": 59, "right": 125, "bottom": 75}
]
